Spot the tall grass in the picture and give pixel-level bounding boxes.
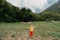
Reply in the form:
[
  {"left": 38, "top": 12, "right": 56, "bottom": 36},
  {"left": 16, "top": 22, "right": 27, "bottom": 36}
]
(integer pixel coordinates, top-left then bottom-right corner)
[{"left": 0, "top": 21, "right": 60, "bottom": 40}]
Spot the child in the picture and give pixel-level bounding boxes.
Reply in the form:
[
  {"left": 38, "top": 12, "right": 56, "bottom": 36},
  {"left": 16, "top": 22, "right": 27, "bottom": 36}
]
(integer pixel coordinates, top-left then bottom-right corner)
[
  {"left": 29, "top": 25, "right": 34, "bottom": 38},
  {"left": 26, "top": 25, "right": 37, "bottom": 38}
]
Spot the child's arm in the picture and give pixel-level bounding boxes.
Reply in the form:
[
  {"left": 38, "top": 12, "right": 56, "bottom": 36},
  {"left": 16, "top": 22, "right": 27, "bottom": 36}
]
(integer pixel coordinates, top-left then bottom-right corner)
[
  {"left": 34, "top": 25, "right": 40, "bottom": 28},
  {"left": 24, "top": 27, "right": 29, "bottom": 28}
]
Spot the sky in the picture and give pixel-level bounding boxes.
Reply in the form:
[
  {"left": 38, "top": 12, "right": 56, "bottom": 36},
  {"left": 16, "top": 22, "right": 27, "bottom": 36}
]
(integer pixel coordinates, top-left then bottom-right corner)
[{"left": 6, "top": 0, "right": 58, "bottom": 13}]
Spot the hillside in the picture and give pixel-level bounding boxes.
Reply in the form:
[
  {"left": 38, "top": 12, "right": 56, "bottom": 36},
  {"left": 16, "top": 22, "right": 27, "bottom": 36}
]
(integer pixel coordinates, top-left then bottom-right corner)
[
  {"left": 39, "top": 0, "right": 60, "bottom": 21},
  {"left": 0, "top": 0, "right": 21, "bottom": 22},
  {"left": 43, "top": 0, "right": 60, "bottom": 13}
]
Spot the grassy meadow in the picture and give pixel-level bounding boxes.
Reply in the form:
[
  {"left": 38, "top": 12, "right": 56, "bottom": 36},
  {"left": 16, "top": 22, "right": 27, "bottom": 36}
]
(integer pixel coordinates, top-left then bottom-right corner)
[{"left": 0, "top": 21, "right": 60, "bottom": 40}]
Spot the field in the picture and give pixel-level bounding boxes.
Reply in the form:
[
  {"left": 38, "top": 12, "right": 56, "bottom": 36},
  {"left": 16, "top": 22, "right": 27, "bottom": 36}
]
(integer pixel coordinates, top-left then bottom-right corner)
[{"left": 0, "top": 21, "right": 60, "bottom": 40}]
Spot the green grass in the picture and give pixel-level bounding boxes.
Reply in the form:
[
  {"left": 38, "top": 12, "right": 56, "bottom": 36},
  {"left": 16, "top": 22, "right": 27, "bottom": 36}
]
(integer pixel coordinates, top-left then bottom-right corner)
[{"left": 0, "top": 21, "right": 60, "bottom": 40}]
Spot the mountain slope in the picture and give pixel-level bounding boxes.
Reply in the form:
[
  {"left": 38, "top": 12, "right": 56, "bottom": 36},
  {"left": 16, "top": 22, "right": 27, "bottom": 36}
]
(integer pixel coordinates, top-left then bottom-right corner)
[{"left": 43, "top": 0, "right": 60, "bottom": 13}]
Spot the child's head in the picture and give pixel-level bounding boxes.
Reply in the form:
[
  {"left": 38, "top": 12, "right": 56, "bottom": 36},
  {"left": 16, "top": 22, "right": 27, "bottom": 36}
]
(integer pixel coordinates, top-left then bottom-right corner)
[{"left": 30, "top": 25, "right": 33, "bottom": 27}]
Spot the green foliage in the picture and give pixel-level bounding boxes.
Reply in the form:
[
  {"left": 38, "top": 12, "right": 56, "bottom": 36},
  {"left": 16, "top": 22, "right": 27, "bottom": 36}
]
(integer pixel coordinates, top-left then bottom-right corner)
[{"left": 0, "top": 0, "right": 21, "bottom": 22}]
